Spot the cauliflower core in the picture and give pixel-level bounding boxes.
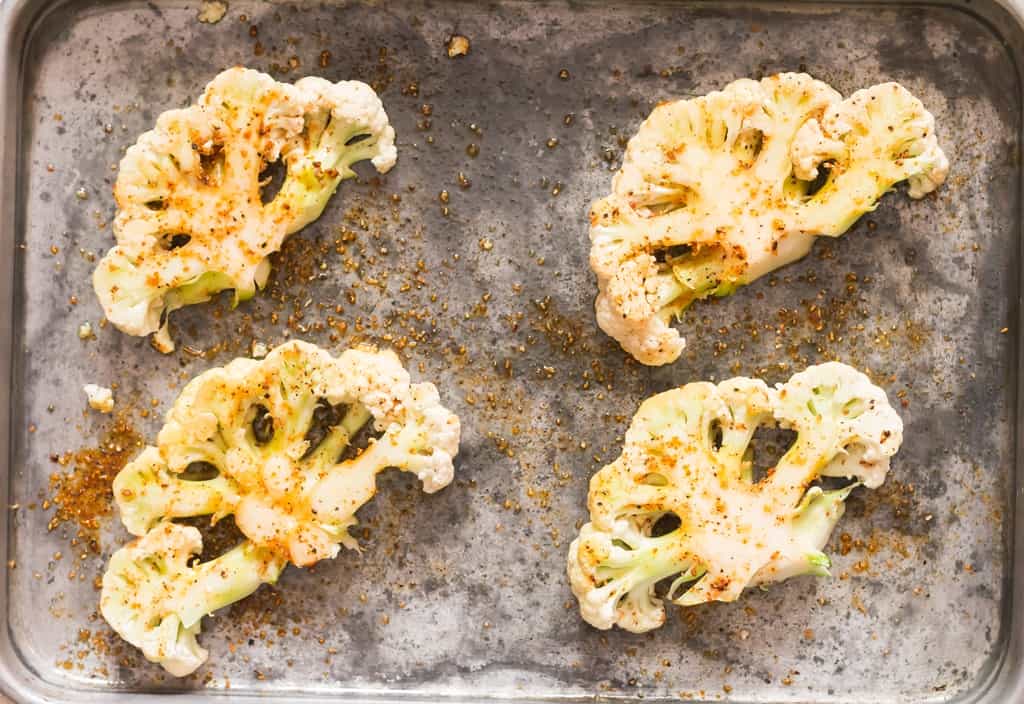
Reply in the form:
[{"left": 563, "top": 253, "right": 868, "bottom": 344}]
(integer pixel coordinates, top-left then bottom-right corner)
[
  {"left": 567, "top": 362, "right": 902, "bottom": 633},
  {"left": 104, "top": 340, "right": 459, "bottom": 675},
  {"left": 92, "top": 67, "right": 397, "bottom": 352},
  {"left": 590, "top": 73, "right": 949, "bottom": 365}
]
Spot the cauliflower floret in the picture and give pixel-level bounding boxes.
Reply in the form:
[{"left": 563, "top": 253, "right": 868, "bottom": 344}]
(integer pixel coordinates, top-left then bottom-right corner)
[
  {"left": 592, "top": 251, "right": 686, "bottom": 366},
  {"left": 83, "top": 383, "right": 114, "bottom": 413},
  {"left": 92, "top": 67, "right": 396, "bottom": 352},
  {"left": 100, "top": 522, "right": 283, "bottom": 677},
  {"left": 794, "top": 82, "right": 950, "bottom": 231},
  {"left": 590, "top": 73, "right": 948, "bottom": 365},
  {"left": 112, "top": 340, "right": 460, "bottom": 567},
  {"left": 772, "top": 361, "right": 903, "bottom": 489},
  {"left": 567, "top": 362, "right": 902, "bottom": 633}
]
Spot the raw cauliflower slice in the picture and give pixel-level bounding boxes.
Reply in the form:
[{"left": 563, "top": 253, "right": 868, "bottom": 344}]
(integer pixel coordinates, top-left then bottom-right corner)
[
  {"left": 590, "top": 73, "right": 948, "bottom": 365},
  {"left": 567, "top": 362, "right": 902, "bottom": 633},
  {"left": 92, "top": 67, "right": 396, "bottom": 352},
  {"left": 104, "top": 340, "right": 459, "bottom": 675}
]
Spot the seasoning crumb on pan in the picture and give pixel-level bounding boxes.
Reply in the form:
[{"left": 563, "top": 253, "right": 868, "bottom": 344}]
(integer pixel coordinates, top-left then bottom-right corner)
[
  {"left": 446, "top": 34, "right": 470, "bottom": 58},
  {"left": 91, "top": 67, "right": 396, "bottom": 354},
  {"left": 197, "top": 0, "right": 228, "bottom": 24}
]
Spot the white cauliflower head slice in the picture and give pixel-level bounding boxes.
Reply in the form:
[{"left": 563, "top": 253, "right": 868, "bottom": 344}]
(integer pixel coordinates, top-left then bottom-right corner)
[
  {"left": 112, "top": 340, "right": 460, "bottom": 568},
  {"left": 100, "top": 521, "right": 283, "bottom": 677},
  {"left": 92, "top": 67, "right": 396, "bottom": 352},
  {"left": 590, "top": 72, "right": 948, "bottom": 365},
  {"left": 567, "top": 362, "right": 902, "bottom": 633}
]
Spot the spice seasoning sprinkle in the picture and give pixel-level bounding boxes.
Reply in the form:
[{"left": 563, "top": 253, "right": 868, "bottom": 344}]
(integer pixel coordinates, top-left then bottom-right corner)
[{"left": 46, "top": 412, "right": 141, "bottom": 548}]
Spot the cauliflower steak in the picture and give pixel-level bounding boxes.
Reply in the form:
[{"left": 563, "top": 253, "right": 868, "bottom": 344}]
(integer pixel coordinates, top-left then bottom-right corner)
[
  {"left": 102, "top": 341, "right": 459, "bottom": 675},
  {"left": 93, "top": 68, "right": 396, "bottom": 352},
  {"left": 567, "top": 362, "right": 903, "bottom": 632},
  {"left": 590, "top": 73, "right": 948, "bottom": 364}
]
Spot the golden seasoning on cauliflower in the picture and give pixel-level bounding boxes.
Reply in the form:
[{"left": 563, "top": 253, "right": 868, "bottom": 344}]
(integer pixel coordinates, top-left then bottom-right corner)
[
  {"left": 92, "top": 68, "right": 397, "bottom": 353},
  {"left": 102, "top": 340, "right": 460, "bottom": 676},
  {"left": 590, "top": 73, "right": 949, "bottom": 365},
  {"left": 567, "top": 362, "right": 902, "bottom": 633}
]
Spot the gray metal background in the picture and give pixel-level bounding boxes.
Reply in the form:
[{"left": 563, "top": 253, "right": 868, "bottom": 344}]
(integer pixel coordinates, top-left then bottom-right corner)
[{"left": 1, "top": 0, "right": 1023, "bottom": 702}]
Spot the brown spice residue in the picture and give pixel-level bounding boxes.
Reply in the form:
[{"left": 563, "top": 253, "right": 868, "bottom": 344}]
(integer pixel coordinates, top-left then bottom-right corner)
[
  {"left": 528, "top": 295, "right": 601, "bottom": 359},
  {"left": 48, "top": 412, "right": 141, "bottom": 549},
  {"left": 854, "top": 479, "right": 928, "bottom": 534},
  {"left": 852, "top": 593, "right": 868, "bottom": 615}
]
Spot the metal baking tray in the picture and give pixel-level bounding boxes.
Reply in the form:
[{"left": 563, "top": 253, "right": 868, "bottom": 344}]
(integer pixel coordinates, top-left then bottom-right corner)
[{"left": 2, "top": 0, "right": 1023, "bottom": 701}]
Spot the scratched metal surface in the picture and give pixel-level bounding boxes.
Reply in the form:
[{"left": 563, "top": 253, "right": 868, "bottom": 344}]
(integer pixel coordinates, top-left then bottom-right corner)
[{"left": 0, "top": 0, "right": 1021, "bottom": 702}]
